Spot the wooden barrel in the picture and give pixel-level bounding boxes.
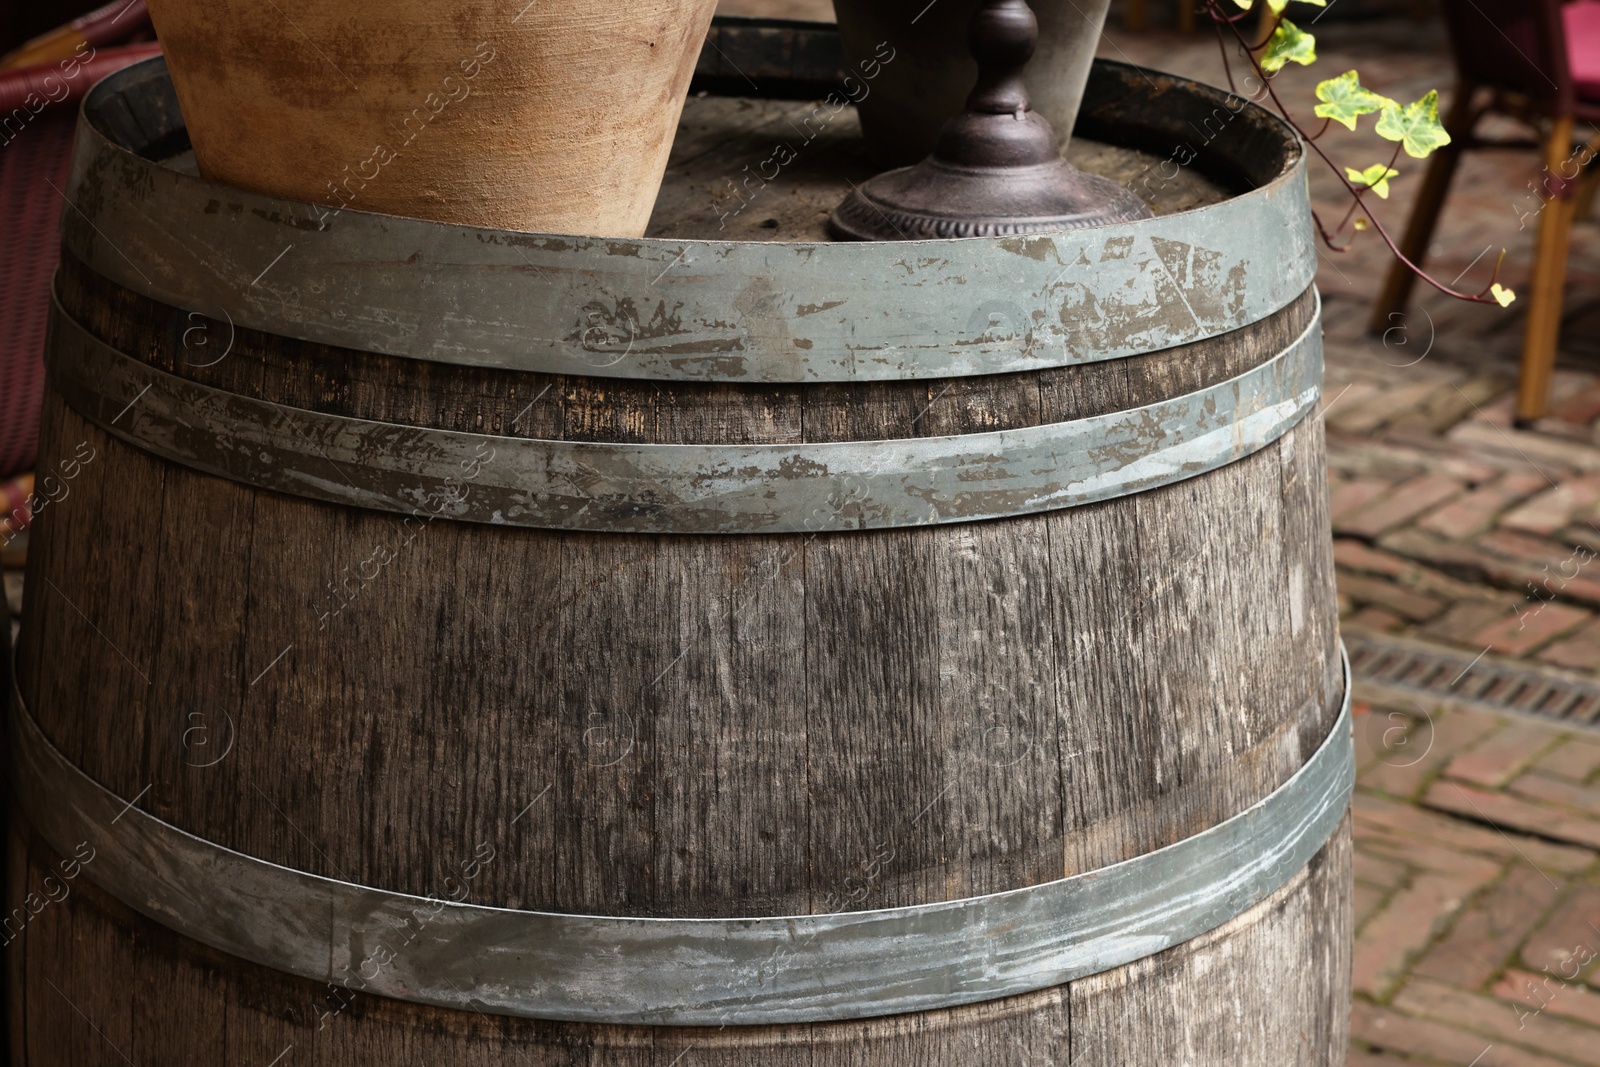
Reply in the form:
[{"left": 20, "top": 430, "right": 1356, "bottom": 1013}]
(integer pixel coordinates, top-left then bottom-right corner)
[{"left": 5, "top": 23, "right": 1351, "bottom": 1065}]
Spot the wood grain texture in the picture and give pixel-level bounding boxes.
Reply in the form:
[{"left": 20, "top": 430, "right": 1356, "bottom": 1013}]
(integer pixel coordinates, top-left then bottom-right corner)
[
  {"left": 3, "top": 810, "right": 25, "bottom": 1065},
  {"left": 49, "top": 250, "right": 1311, "bottom": 447},
  {"left": 3, "top": 814, "right": 1349, "bottom": 1064},
  {"left": 1069, "top": 815, "right": 1353, "bottom": 1066},
  {"left": 25, "top": 269, "right": 1324, "bottom": 910},
  {"left": 147, "top": 0, "right": 719, "bottom": 237},
  {"left": 7, "top": 90, "right": 1345, "bottom": 1062},
  {"left": 651, "top": 64, "right": 1233, "bottom": 227}
]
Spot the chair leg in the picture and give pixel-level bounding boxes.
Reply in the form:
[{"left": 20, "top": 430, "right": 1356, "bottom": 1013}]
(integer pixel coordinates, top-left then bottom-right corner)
[
  {"left": 1366, "top": 84, "right": 1476, "bottom": 335},
  {"left": 1177, "top": 0, "right": 1196, "bottom": 33},
  {"left": 1515, "top": 115, "right": 1579, "bottom": 425},
  {"left": 1577, "top": 168, "right": 1600, "bottom": 223},
  {"left": 1126, "top": 0, "right": 1147, "bottom": 32},
  {"left": 1573, "top": 132, "right": 1600, "bottom": 222}
]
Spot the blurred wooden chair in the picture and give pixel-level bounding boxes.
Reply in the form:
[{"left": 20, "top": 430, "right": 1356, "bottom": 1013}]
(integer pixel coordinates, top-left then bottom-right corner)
[
  {"left": 1124, "top": 0, "right": 1196, "bottom": 33},
  {"left": 1122, "top": 0, "right": 1428, "bottom": 49},
  {"left": 1368, "top": 0, "right": 1600, "bottom": 424},
  {"left": 0, "top": 1, "right": 156, "bottom": 479}
]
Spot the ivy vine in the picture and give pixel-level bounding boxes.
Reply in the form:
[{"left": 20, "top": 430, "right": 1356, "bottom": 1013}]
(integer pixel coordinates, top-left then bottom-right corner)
[{"left": 1207, "top": 0, "right": 1517, "bottom": 307}]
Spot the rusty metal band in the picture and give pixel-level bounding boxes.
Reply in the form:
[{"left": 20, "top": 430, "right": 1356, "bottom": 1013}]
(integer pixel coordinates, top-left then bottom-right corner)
[
  {"left": 46, "top": 295, "right": 1323, "bottom": 535},
  {"left": 7, "top": 646, "right": 1352, "bottom": 1026},
  {"left": 63, "top": 58, "right": 1315, "bottom": 385}
]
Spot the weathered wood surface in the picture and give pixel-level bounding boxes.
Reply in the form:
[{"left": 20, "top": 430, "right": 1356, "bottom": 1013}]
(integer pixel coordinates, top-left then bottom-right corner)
[
  {"left": 647, "top": 96, "right": 1229, "bottom": 242},
  {"left": 6, "top": 89, "right": 1348, "bottom": 1063},
  {"left": 71, "top": 61, "right": 1306, "bottom": 391},
  {"left": 29, "top": 254, "right": 1326, "bottom": 914},
  {"left": 8, "top": 817, "right": 1350, "bottom": 1063}
]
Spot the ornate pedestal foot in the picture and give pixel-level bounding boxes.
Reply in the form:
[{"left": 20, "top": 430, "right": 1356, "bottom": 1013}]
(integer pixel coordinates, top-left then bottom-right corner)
[{"left": 830, "top": 0, "right": 1152, "bottom": 240}]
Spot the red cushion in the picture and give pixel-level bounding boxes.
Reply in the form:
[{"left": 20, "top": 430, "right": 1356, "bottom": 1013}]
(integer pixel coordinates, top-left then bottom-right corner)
[{"left": 1568, "top": 0, "right": 1600, "bottom": 101}]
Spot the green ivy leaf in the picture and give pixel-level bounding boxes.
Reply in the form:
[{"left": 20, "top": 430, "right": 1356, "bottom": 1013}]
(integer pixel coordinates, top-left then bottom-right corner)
[
  {"left": 1231, "top": 0, "right": 1252, "bottom": 10},
  {"left": 1314, "top": 71, "right": 1393, "bottom": 131},
  {"left": 1491, "top": 283, "right": 1516, "bottom": 307},
  {"left": 1261, "top": 19, "right": 1317, "bottom": 73},
  {"left": 1264, "top": 0, "right": 1326, "bottom": 13},
  {"left": 1345, "top": 163, "right": 1400, "bottom": 198},
  {"left": 1374, "top": 90, "right": 1452, "bottom": 158}
]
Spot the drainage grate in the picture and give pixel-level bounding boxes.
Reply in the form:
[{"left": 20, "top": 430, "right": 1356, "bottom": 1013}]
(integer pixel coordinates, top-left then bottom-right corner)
[{"left": 1344, "top": 630, "right": 1600, "bottom": 726}]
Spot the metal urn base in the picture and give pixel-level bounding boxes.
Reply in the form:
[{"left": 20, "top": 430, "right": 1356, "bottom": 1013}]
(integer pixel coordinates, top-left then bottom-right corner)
[
  {"left": 830, "top": 0, "right": 1151, "bottom": 241},
  {"left": 830, "top": 155, "right": 1152, "bottom": 240}
]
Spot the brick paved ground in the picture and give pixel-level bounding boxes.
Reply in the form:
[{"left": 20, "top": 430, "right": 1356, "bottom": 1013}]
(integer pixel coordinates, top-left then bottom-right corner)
[
  {"left": 1351, "top": 693, "right": 1600, "bottom": 1066},
  {"left": 1090, "top": 17, "right": 1600, "bottom": 687},
  {"left": 732, "top": 1, "right": 1600, "bottom": 682},
  {"left": 1096, "top": 19, "right": 1600, "bottom": 1064},
  {"left": 5, "top": 8, "right": 1600, "bottom": 1063}
]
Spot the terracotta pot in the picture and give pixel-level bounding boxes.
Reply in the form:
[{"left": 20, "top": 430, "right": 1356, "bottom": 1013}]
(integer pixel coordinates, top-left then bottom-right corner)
[
  {"left": 145, "top": 0, "right": 717, "bottom": 236},
  {"left": 832, "top": 0, "right": 1109, "bottom": 168}
]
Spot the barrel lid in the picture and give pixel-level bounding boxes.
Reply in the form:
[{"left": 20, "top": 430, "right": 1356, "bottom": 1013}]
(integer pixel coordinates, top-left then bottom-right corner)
[{"left": 64, "top": 53, "right": 1312, "bottom": 384}]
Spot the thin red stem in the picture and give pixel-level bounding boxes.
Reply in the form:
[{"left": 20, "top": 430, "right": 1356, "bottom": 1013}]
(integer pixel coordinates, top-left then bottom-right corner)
[
  {"left": 1311, "top": 208, "right": 1354, "bottom": 252},
  {"left": 1203, "top": 0, "right": 1501, "bottom": 303},
  {"left": 1333, "top": 192, "right": 1364, "bottom": 237},
  {"left": 1332, "top": 140, "right": 1403, "bottom": 234},
  {"left": 1203, "top": 3, "right": 1259, "bottom": 24},
  {"left": 1251, "top": 6, "right": 1281, "bottom": 50},
  {"left": 1211, "top": 12, "right": 1239, "bottom": 94}
]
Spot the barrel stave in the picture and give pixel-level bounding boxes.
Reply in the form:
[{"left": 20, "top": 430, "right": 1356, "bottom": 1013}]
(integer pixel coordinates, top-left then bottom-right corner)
[
  {"left": 8, "top": 48, "right": 1349, "bottom": 1064},
  {"left": 7, "top": 814, "right": 1348, "bottom": 1063},
  {"left": 19, "top": 375, "right": 1335, "bottom": 920}
]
